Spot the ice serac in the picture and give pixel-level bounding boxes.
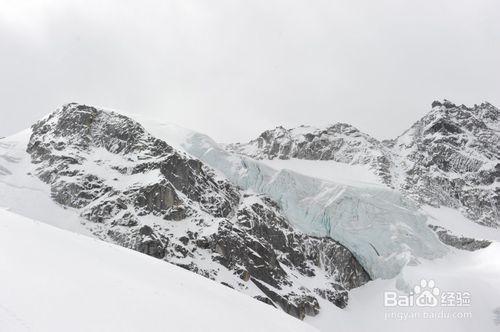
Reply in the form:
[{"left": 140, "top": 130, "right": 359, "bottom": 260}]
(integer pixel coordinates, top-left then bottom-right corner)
[
  {"left": 151, "top": 127, "right": 448, "bottom": 279},
  {"left": 21, "top": 103, "right": 370, "bottom": 320},
  {"left": 390, "top": 100, "right": 500, "bottom": 227}
]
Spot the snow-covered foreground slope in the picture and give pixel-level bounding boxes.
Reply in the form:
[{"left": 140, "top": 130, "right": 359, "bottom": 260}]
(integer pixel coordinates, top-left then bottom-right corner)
[
  {"left": 310, "top": 234, "right": 500, "bottom": 331},
  {"left": 300, "top": 206, "right": 500, "bottom": 331},
  {"left": 0, "top": 208, "right": 316, "bottom": 332}
]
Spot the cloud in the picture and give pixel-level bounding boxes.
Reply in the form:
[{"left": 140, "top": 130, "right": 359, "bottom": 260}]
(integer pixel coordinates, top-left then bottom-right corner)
[{"left": 0, "top": 0, "right": 499, "bottom": 141}]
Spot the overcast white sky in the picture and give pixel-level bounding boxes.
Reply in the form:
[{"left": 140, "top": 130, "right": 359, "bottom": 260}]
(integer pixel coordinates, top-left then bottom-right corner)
[{"left": 0, "top": 0, "right": 499, "bottom": 142}]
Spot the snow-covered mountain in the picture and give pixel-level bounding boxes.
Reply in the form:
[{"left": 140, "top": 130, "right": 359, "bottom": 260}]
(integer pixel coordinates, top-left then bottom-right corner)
[
  {"left": 0, "top": 103, "right": 370, "bottom": 321},
  {"left": 228, "top": 100, "right": 500, "bottom": 228},
  {"left": 390, "top": 100, "right": 499, "bottom": 227},
  {"left": 1, "top": 101, "right": 498, "bottom": 331}
]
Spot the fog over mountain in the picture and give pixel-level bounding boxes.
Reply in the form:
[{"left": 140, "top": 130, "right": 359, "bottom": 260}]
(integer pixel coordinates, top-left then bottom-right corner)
[{"left": 1, "top": 0, "right": 500, "bottom": 142}]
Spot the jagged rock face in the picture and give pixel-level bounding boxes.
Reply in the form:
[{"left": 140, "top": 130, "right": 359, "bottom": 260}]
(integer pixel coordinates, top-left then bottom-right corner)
[
  {"left": 27, "top": 103, "right": 239, "bottom": 224},
  {"left": 226, "top": 123, "right": 393, "bottom": 185},
  {"left": 207, "top": 195, "right": 369, "bottom": 318},
  {"left": 392, "top": 100, "right": 500, "bottom": 227},
  {"left": 228, "top": 100, "right": 500, "bottom": 228},
  {"left": 25, "top": 103, "right": 370, "bottom": 320}
]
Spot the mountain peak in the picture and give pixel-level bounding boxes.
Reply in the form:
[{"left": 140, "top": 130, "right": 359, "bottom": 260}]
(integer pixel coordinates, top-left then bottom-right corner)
[
  {"left": 15, "top": 103, "right": 373, "bottom": 319},
  {"left": 431, "top": 99, "right": 457, "bottom": 109}
]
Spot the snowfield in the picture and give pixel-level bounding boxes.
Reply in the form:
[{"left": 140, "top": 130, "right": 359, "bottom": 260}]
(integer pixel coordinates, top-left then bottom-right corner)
[
  {"left": 258, "top": 158, "right": 385, "bottom": 188},
  {"left": 309, "top": 244, "right": 500, "bottom": 332},
  {"left": 308, "top": 208, "right": 500, "bottom": 332},
  {"left": 0, "top": 208, "right": 316, "bottom": 332}
]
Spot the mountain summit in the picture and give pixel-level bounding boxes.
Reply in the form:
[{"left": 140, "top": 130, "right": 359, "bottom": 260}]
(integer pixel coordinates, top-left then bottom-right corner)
[{"left": 391, "top": 100, "right": 499, "bottom": 226}]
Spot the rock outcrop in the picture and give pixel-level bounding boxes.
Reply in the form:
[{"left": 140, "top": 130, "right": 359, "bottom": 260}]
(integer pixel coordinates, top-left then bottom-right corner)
[
  {"left": 428, "top": 225, "right": 491, "bottom": 251},
  {"left": 226, "top": 123, "right": 393, "bottom": 185},
  {"left": 391, "top": 100, "right": 499, "bottom": 227},
  {"left": 25, "top": 103, "right": 370, "bottom": 320}
]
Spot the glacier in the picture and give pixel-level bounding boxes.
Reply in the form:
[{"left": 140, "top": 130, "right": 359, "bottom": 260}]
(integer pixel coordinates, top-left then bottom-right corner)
[
  {"left": 136, "top": 116, "right": 448, "bottom": 279},
  {"left": 0, "top": 110, "right": 449, "bottom": 279}
]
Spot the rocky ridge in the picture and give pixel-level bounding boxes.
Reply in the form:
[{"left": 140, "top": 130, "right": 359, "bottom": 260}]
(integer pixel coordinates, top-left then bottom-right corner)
[
  {"left": 24, "top": 103, "right": 370, "bottom": 320},
  {"left": 228, "top": 100, "right": 500, "bottom": 228},
  {"left": 226, "top": 123, "right": 393, "bottom": 185},
  {"left": 391, "top": 100, "right": 499, "bottom": 227}
]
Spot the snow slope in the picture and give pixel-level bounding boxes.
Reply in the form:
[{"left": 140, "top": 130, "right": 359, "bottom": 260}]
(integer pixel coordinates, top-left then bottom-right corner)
[
  {"left": 0, "top": 208, "right": 316, "bottom": 332},
  {"left": 309, "top": 242, "right": 500, "bottom": 332},
  {"left": 423, "top": 206, "right": 500, "bottom": 243},
  {"left": 258, "top": 158, "right": 384, "bottom": 188},
  {"left": 306, "top": 205, "right": 500, "bottom": 331}
]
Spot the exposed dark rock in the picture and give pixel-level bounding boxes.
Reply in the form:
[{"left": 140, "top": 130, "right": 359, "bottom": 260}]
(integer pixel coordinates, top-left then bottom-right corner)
[
  {"left": 425, "top": 119, "right": 463, "bottom": 135},
  {"left": 135, "top": 182, "right": 183, "bottom": 215},
  {"left": 179, "top": 236, "right": 189, "bottom": 245},
  {"left": 252, "top": 278, "right": 320, "bottom": 320},
  {"left": 137, "top": 238, "right": 166, "bottom": 258},
  {"left": 195, "top": 237, "right": 211, "bottom": 249},
  {"left": 220, "top": 282, "right": 234, "bottom": 289},
  {"left": 428, "top": 225, "right": 491, "bottom": 251},
  {"left": 136, "top": 225, "right": 166, "bottom": 258},
  {"left": 254, "top": 295, "right": 276, "bottom": 308}
]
